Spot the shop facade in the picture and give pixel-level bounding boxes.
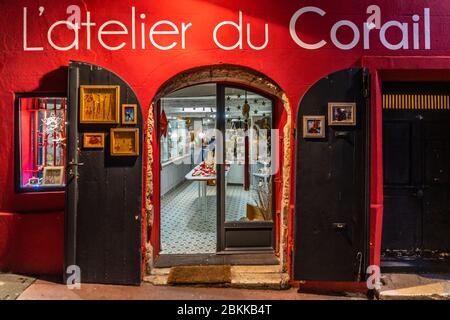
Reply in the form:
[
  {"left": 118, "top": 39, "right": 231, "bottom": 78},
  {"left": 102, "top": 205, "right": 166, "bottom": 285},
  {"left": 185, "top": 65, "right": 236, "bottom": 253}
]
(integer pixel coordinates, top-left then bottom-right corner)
[{"left": 0, "top": 1, "right": 449, "bottom": 289}]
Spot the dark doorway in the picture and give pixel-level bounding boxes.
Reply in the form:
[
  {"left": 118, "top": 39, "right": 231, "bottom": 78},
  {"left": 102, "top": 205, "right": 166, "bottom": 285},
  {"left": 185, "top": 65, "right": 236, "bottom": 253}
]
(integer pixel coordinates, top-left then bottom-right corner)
[
  {"left": 294, "top": 68, "right": 371, "bottom": 282},
  {"left": 382, "top": 82, "right": 450, "bottom": 273}
]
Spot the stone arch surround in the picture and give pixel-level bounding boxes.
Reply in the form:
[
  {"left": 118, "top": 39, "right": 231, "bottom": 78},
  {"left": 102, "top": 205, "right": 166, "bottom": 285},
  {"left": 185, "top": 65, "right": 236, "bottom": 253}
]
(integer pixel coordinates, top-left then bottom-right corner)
[{"left": 145, "top": 64, "right": 293, "bottom": 274}]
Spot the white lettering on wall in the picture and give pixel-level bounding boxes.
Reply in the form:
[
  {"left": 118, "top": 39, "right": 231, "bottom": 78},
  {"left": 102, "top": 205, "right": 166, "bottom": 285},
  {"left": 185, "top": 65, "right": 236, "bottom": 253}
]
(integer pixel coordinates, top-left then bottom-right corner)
[
  {"left": 213, "top": 11, "right": 243, "bottom": 50},
  {"left": 412, "top": 15, "right": 420, "bottom": 49},
  {"left": 290, "top": 6, "right": 431, "bottom": 51},
  {"left": 81, "top": 11, "right": 96, "bottom": 50},
  {"left": 289, "top": 6, "right": 327, "bottom": 50},
  {"left": 48, "top": 20, "right": 79, "bottom": 51},
  {"left": 22, "top": 6, "right": 432, "bottom": 52},
  {"left": 246, "top": 23, "right": 269, "bottom": 50},
  {"left": 98, "top": 20, "right": 128, "bottom": 51},
  {"left": 380, "top": 21, "right": 409, "bottom": 50},
  {"left": 424, "top": 8, "right": 431, "bottom": 49},
  {"left": 213, "top": 11, "right": 269, "bottom": 50},
  {"left": 23, "top": 7, "right": 43, "bottom": 51},
  {"left": 149, "top": 21, "right": 192, "bottom": 50},
  {"left": 330, "top": 20, "right": 360, "bottom": 50}
]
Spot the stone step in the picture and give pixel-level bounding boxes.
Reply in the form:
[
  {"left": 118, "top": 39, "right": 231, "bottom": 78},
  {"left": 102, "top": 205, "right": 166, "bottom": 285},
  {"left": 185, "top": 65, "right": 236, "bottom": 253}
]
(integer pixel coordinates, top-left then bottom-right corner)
[
  {"left": 376, "top": 273, "right": 450, "bottom": 300},
  {"left": 144, "top": 266, "right": 289, "bottom": 290}
]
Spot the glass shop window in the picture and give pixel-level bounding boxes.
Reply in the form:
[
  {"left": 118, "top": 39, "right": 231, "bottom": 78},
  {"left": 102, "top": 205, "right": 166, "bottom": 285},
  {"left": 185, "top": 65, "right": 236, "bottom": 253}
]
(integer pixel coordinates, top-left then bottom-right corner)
[{"left": 16, "top": 96, "right": 67, "bottom": 191}]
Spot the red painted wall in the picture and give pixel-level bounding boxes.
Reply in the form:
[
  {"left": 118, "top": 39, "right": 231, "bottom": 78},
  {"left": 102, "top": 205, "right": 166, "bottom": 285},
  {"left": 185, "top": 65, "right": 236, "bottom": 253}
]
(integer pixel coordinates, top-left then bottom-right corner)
[
  {"left": 1, "top": 0, "right": 450, "bottom": 278},
  {"left": 0, "top": 211, "right": 64, "bottom": 274}
]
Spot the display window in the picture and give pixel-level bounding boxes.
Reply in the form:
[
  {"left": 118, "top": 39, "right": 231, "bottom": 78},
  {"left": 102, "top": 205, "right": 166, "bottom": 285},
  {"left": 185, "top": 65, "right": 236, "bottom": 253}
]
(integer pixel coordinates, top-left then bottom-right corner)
[{"left": 15, "top": 95, "right": 67, "bottom": 192}]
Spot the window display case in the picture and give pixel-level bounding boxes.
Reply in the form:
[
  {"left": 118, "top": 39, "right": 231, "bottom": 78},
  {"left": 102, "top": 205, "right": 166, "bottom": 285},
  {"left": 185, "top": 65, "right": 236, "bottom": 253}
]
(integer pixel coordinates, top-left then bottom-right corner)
[{"left": 16, "top": 96, "right": 67, "bottom": 191}]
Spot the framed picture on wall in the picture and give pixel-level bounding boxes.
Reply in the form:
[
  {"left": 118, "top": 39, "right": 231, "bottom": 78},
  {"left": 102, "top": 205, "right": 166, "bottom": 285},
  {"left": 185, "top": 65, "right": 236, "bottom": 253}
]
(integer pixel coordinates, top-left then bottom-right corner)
[
  {"left": 42, "top": 166, "right": 65, "bottom": 186},
  {"left": 110, "top": 128, "right": 139, "bottom": 156},
  {"left": 80, "top": 85, "right": 120, "bottom": 124},
  {"left": 303, "top": 116, "right": 325, "bottom": 138},
  {"left": 122, "top": 104, "right": 137, "bottom": 125},
  {"left": 83, "top": 132, "right": 105, "bottom": 149},
  {"left": 328, "top": 102, "right": 356, "bottom": 126}
]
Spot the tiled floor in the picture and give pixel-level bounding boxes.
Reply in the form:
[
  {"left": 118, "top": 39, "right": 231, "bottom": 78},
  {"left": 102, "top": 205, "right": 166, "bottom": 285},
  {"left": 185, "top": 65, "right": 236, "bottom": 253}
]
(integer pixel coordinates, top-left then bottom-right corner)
[{"left": 160, "top": 181, "right": 257, "bottom": 254}]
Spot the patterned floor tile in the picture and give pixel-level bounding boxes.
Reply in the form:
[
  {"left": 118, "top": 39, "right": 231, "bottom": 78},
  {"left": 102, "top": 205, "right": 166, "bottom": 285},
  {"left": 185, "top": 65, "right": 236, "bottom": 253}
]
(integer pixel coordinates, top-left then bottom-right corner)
[{"left": 160, "top": 181, "right": 258, "bottom": 254}]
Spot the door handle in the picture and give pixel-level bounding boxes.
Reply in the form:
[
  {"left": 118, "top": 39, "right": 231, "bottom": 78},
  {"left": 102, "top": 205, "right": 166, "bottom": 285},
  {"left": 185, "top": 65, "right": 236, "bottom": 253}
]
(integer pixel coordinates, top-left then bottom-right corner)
[
  {"left": 334, "top": 131, "right": 351, "bottom": 138},
  {"left": 67, "top": 161, "right": 84, "bottom": 167},
  {"left": 332, "top": 222, "right": 353, "bottom": 245},
  {"left": 332, "top": 222, "right": 347, "bottom": 230}
]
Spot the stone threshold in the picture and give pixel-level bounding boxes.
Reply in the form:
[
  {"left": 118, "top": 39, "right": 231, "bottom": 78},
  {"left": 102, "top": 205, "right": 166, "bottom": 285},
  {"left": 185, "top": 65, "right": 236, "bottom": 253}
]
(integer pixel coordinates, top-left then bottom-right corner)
[
  {"left": 376, "top": 273, "right": 450, "bottom": 300},
  {"left": 144, "top": 265, "right": 290, "bottom": 290}
]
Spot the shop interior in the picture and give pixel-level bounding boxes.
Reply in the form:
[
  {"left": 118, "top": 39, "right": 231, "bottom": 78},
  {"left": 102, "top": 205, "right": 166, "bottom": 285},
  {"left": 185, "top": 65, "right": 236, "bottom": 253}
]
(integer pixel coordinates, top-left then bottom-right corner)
[{"left": 159, "top": 84, "right": 273, "bottom": 254}]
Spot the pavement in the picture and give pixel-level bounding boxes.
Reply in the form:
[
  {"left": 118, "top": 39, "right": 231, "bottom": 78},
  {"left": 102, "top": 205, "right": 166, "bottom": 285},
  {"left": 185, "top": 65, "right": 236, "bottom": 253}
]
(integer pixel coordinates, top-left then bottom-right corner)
[
  {"left": 2, "top": 272, "right": 449, "bottom": 300},
  {"left": 15, "top": 277, "right": 365, "bottom": 300},
  {"left": 0, "top": 273, "right": 35, "bottom": 300},
  {"left": 377, "top": 273, "right": 450, "bottom": 300}
]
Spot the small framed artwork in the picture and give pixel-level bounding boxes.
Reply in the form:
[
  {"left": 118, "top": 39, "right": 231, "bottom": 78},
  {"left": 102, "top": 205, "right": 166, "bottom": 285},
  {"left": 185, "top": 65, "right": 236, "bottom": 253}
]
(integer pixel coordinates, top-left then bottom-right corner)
[
  {"left": 328, "top": 102, "right": 356, "bottom": 126},
  {"left": 80, "top": 85, "right": 120, "bottom": 124},
  {"left": 83, "top": 132, "right": 105, "bottom": 149},
  {"left": 303, "top": 116, "right": 326, "bottom": 138},
  {"left": 42, "top": 166, "right": 65, "bottom": 186},
  {"left": 28, "top": 177, "right": 41, "bottom": 186},
  {"left": 110, "top": 128, "right": 139, "bottom": 156},
  {"left": 122, "top": 104, "right": 137, "bottom": 125}
]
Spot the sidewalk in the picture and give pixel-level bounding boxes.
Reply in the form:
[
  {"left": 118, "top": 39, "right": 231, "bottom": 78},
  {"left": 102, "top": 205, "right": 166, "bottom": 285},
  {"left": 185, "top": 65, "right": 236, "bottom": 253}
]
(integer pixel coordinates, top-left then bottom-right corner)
[
  {"left": 17, "top": 278, "right": 365, "bottom": 300},
  {"left": 0, "top": 274, "right": 35, "bottom": 300},
  {"left": 4, "top": 272, "right": 450, "bottom": 300},
  {"left": 377, "top": 273, "right": 450, "bottom": 300}
]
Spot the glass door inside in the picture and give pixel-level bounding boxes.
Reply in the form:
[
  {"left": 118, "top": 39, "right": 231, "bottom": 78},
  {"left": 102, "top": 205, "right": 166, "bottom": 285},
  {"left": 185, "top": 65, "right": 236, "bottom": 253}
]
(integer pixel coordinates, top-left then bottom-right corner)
[
  {"left": 218, "top": 86, "right": 275, "bottom": 252},
  {"left": 223, "top": 87, "right": 274, "bottom": 223}
]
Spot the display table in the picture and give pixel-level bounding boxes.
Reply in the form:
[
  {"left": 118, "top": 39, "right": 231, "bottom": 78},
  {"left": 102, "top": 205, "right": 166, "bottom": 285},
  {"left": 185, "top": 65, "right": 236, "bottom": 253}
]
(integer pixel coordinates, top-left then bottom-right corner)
[{"left": 185, "top": 162, "right": 229, "bottom": 220}]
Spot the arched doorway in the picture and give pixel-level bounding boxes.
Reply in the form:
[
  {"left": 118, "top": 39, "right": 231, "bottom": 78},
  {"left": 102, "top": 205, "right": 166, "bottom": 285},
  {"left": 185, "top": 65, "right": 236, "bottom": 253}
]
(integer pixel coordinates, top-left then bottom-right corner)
[
  {"left": 145, "top": 65, "right": 292, "bottom": 269},
  {"left": 294, "top": 68, "right": 370, "bottom": 282},
  {"left": 65, "top": 61, "right": 143, "bottom": 285},
  {"left": 158, "top": 83, "right": 275, "bottom": 256}
]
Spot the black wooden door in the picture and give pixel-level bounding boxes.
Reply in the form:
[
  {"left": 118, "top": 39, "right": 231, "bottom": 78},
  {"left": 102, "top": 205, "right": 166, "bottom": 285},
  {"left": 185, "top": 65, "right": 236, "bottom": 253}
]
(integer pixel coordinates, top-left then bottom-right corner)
[
  {"left": 294, "top": 68, "right": 370, "bottom": 282},
  {"left": 65, "top": 61, "right": 142, "bottom": 285},
  {"left": 382, "top": 111, "right": 422, "bottom": 250},
  {"left": 383, "top": 110, "right": 450, "bottom": 252},
  {"left": 423, "top": 115, "right": 450, "bottom": 251}
]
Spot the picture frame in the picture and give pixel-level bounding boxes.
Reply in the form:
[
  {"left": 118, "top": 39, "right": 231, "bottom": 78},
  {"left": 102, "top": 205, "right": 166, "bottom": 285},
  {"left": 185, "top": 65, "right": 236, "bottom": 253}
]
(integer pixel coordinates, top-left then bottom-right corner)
[
  {"left": 28, "top": 177, "right": 41, "bottom": 186},
  {"left": 122, "top": 104, "right": 137, "bottom": 125},
  {"left": 83, "top": 132, "right": 105, "bottom": 149},
  {"left": 80, "top": 85, "right": 120, "bottom": 124},
  {"left": 110, "top": 128, "right": 139, "bottom": 156},
  {"left": 42, "top": 166, "right": 65, "bottom": 186},
  {"left": 328, "top": 102, "right": 356, "bottom": 126},
  {"left": 303, "top": 116, "right": 326, "bottom": 138}
]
